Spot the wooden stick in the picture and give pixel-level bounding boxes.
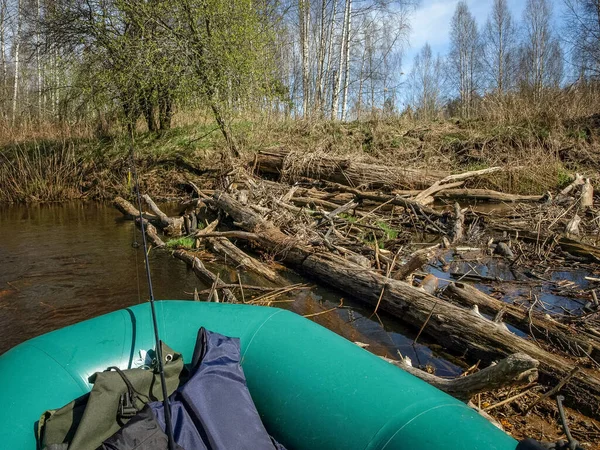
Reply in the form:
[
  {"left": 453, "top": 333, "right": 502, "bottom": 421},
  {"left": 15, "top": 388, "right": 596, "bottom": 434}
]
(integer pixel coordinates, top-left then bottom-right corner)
[
  {"left": 414, "top": 301, "right": 437, "bottom": 345},
  {"left": 172, "top": 250, "right": 237, "bottom": 303},
  {"left": 525, "top": 366, "right": 581, "bottom": 414},
  {"left": 435, "top": 189, "right": 544, "bottom": 203},
  {"left": 484, "top": 386, "right": 539, "bottom": 411},
  {"left": 193, "top": 230, "right": 260, "bottom": 241},
  {"left": 237, "top": 272, "right": 246, "bottom": 303}
]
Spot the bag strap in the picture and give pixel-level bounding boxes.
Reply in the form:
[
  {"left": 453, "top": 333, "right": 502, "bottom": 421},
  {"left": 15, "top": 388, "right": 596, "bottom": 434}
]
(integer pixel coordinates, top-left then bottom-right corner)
[{"left": 105, "top": 366, "right": 150, "bottom": 419}]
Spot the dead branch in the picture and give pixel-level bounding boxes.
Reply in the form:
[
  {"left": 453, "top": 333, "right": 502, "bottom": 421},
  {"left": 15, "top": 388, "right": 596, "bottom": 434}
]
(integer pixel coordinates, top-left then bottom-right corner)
[
  {"left": 172, "top": 249, "right": 237, "bottom": 302},
  {"left": 413, "top": 166, "right": 502, "bottom": 205},
  {"left": 142, "top": 194, "right": 184, "bottom": 235},
  {"left": 387, "top": 353, "right": 538, "bottom": 402},
  {"left": 436, "top": 189, "right": 544, "bottom": 203}
]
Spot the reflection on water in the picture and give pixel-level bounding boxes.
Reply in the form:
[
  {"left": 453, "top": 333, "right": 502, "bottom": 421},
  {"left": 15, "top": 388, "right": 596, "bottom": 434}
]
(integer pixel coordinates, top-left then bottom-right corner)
[
  {"left": 0, "top": 202, "right": 462, "bottom": 376},
  {"left": 0, "top": 202, "right": 201, "bottom": 354}
]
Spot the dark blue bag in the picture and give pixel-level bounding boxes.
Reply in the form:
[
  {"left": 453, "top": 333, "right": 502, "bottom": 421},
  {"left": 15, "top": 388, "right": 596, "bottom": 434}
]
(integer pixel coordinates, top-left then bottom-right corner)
[{"left": 100, "top": 328, "right": 285, "bottom": 450}]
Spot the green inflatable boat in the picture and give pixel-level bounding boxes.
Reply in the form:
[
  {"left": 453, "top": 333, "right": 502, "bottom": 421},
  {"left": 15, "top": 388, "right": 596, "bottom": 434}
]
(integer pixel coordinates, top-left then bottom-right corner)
[{"left": 0, "top": 301, "right": 518, "bottom": 449}]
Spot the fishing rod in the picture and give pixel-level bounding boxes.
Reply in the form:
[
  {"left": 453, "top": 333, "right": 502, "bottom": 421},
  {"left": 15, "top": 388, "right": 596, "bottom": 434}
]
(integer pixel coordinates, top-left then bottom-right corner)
[{"left": 129, "top": 141, "right": 176, "bottom": 450}]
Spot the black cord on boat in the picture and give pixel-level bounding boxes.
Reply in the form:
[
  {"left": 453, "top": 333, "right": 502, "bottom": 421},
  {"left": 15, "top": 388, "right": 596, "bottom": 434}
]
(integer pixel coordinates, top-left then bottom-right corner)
[
  {"left": 129, "top": 142, "right": 176, "bottom": 450},
  {"left": 556, "top": 395, "right": 579, "bottom": 450}
]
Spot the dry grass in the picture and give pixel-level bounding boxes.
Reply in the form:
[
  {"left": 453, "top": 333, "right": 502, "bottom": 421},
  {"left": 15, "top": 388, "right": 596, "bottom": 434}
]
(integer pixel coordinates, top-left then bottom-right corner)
[
  {"left": 2, "top": 87, "right": 600, "bottom": 202},
  {"left": 240, "top": 116, "right": 599, "bottom": 194},
  {"left": 0, "top": 142, "right": 90, "bottom": 202}
]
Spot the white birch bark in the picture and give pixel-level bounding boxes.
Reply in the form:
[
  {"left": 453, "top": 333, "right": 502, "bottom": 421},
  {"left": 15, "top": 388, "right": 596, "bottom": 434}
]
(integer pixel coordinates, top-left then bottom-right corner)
[
  {"left": 0, "top": 0, "right": 6, "bottom": 118},
  {"left": 12, "top": 0, "right": 22, "bottom": 125},
  {"left": 323, "top": 0, "right": 337, "bottom": 114},
  {"left": 37, "top": 0, "right": 42, "bottom": 118},
  {"left": 314, "top": 0, "right": 327, "bottom": 115},
  {"left": 299, "top": 0, "right": 311, "bottom": 116},
  {"left": 331, "top": 0, "right": 349, "bottom": 120},
  {"left": 340, "top": 0, "right": 351, "bottom": 121}
]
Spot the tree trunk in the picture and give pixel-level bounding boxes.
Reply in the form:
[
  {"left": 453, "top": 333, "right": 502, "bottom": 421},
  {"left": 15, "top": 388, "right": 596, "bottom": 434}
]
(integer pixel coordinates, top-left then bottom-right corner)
[
  {"left": 211, "top": 103, "right": 240, "bottom": 158},
  {"left": 205, "top": 237, "right": 286, "bottom": 285},
  {"left": 255, "top": 149, "right": 445, "bottom": 190},
  {"left": 323, "top": 0, "right": 337, "bottom": 113},
  {"left": 142, "top": 194, "right": 184, "bottom": 235},
  {"left": 0, "top": 0, "right": 6, "bottom": 118},
  {"left": 314, "top": 0, "right": 327, "bottom": 116},
  {"left": 11, "top": 0, "right": 21, "bottom": 125},
  {"left": 158, "top": 86, "right": 173, "bottom": 130},
  {"left": 331, "top": 0, "right": 348, "bottom": 120},
  {"left": 299, "top": 0, "right": 311, "bottom": 116},
  {"left": 36, "top": 0, "right": 42, "bottom": 118},
  {"left": 356, "top": 42, "right": 366, "bottom": 120},
  {"left": 387, "top": 353, "right": 538, "bottom": 402},
  {"left": 340, "top": 0, "right": 352, "bottom": 121}
]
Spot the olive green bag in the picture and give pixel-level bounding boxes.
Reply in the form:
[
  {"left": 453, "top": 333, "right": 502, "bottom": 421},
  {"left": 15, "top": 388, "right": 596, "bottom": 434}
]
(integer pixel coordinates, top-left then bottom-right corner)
[{"left": 37, "top": 343, "right": 186, "bottom": 450}]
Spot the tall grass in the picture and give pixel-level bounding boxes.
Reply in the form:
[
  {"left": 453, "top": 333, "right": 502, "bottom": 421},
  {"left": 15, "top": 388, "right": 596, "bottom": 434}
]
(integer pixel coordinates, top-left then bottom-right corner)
[{"left": 0, "top": 142, "right": 89, "bottom": 202}]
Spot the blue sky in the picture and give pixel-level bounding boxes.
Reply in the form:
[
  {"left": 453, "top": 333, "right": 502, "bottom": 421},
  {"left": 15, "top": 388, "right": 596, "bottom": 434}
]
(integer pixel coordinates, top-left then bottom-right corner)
[{"left": 403, "top": 0, "right": 566, "bottom": 73}]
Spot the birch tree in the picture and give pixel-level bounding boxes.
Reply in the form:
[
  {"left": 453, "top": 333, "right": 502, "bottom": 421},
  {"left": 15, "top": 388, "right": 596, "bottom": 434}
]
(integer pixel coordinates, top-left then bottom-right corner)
[
  {"left": 331, "top": 0, "right": 348, "bottom": 119},
  {"left": 314, "top": 0, "right": 327, "bottom": 115},
  {"left": 12, "top": 0, "right": 21, "bottom": 124},
  {"left": 340, "top": 0, "right": 351, "bottom": 121},
  {"left": 36, "top": 0, "right": 42, "bottom": 116},
  {"left": 0, "top": 0, "right": 7, "bottom": 117},
  {"left": 448, "top": 1, "right": 481, "bottom": 118},
  {"left": 483, "top": 0, "right": 517, "bottom": 94},
  {"left": 563, "top": 0, "right": 600, "bottom": 79},
  {"left": 519, "top": 0, "right": 563, "bottom": 97},
  {"left": 408, "top": 43, "right": 444, "bottom": 119},
  {"left": 299, "top": 0, "right": 310, "bottom": 116}
]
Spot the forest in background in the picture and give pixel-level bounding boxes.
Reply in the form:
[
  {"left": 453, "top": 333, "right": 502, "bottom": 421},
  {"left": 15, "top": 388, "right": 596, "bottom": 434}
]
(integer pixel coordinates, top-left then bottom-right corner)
[{"left": 0, "top": 0, "right": 599, "bottom": 138}]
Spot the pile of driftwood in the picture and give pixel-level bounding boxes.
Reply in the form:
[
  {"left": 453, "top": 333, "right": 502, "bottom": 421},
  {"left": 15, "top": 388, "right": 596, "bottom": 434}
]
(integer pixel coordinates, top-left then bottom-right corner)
[{"left": 114, "top": 150, "right": 600, "bottom": 436}]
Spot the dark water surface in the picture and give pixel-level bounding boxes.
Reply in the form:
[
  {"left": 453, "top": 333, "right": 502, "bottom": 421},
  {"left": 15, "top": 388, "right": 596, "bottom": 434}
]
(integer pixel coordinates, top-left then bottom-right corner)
[{"left": 0, "top": 202, "right": 462, "bottom": 375}]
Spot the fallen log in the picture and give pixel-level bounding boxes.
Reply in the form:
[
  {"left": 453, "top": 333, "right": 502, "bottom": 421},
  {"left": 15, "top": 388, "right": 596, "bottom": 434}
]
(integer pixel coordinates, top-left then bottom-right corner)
[
  {"left": 193, "top": 220, "right": 285, "bottom": 285},
  {"left": 255, "top": 149, "right": 445, "bottom": 189},
  {"left": 113, "top": 197, "right": 166, "bottom": 248},
  {"left": 136, "top": 219, "right": 165, "bottom": 249},
  {"left": 435, "top": 189, "right": 544, "bottom": 203},
  {"left": 321, "top": 181, "right": 445, "bottom": 220},
  {"left": 386, "top": 353, "right": 538, "bottom": 402},
  {"left": 142, "top": 194, "right": 184, "bottom": 236},
  {"left": 172, "top": 249, "right": 237, "bottom": 303},
  {"left": 444, "top": 282, "right": 600, "bottom": 359},
  {"left": 205, "top": 237, "right": 286, "bottom": 285},
  {"left": 208, "top": 191, "right": 600, "bottom": 419},
  {"left": 113, "top": 196, "right": 157, "bottom": 222}
]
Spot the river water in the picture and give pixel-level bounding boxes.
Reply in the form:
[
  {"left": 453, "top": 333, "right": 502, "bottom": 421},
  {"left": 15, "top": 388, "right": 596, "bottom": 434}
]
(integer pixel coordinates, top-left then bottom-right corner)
[{"left": 0, "top": 202, "right": 464, "bottom": 375}]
